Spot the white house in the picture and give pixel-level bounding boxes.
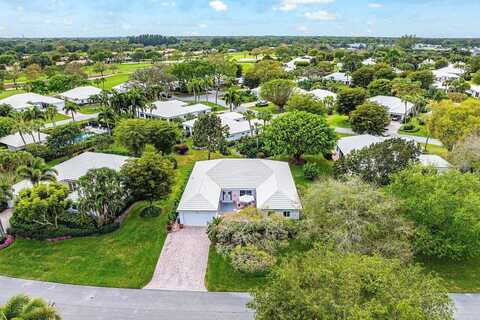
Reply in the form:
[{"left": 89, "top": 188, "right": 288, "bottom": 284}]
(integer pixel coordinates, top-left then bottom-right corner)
[
  {"left": 284, "top": 56, "right": 313, "bottom": 72},
  {"left": 323, "top": 72, "right": 352, "bottom": 85},
  {"left": 0, "top": 93, "right": 65, "bottom": 112},
  {"left": 418, "top": 154, "right": 451, "bottom": 173},
  {"left": 309, "top": 89, "right": 337, "bottom": 101},
  {"left": 139, "top": 99, "right": 211, "bottom": 121},
  {"left": 467, "top": 85, "right": 480, "bottom": 98},
  {"left": 183, "top": 112, "right": 261, "bottom": 142},
  {"left": 334, "top": 134, "right": 387, "bottom": 159},
  {"left": 368, "top": 95, "right": 414, "bottom": 121},
  {"left": 112, "top": 81, "right": 143, "bottom": 93},
  {"left": 177, "top": 159, "right": 302, "bottom": 226},
  {"left": 0, "top": 132, "right": 49, "bottom": 151},
  {"left": 10, "top": 152, "right": 130, "bottom": 208},
  {"left": 60, "top": 86, "right": 102, "bottom": 105},
  {"left": 432, "top": 64, "right": 464, "bottom": 82},
  {"left": 362, "top": 58, "right": 376, "bottom": 66}
]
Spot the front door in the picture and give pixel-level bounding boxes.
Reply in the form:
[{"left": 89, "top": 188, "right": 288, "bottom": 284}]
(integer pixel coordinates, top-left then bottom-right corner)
[{"left": 222, "top": 191, "right": 232, "bottom": 202}]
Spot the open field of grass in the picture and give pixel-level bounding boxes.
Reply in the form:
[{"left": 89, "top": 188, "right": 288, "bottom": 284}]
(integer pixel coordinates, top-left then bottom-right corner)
[
  {"left": 92, "top": 73, "right": 130, "bottom": 90},
  {"left": 84, "top": 63, "right": 152, "bottom": 77},
  {"left": 326, "top": 114, "right": 351, "bottom": 128},
  {"left": 53, "top": 113, "right": 71, "bottom": 121}
]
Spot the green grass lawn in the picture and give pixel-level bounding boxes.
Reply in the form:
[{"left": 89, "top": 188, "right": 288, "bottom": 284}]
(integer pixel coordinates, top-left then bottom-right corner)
[
  {"left": 418, "top": 256, "right": 480, "bottom": 293},
  {"left": 79, "top": 104, "right": 101, "bottom": 114},
  {"left": 92, "top": 73, "right": 130, "bottom": 90},
  {"left": 0, "top": 148, "right": 209, "bottom": 288},
  {"left": 251, "top": 102, "right": 280, "bottom": 114},
  {"left": 420, "top": 143, "right": 449, "bottom": 159},
  {"left": 53, "top": 113, "right": 71, "bottom": 121},
  {"left": 399, "top": 117, "right": 429, "bottom": 137},
  {"left": 202, "top": 101, "right": 227, "bottom": 112},
  {"left": 0, "top": 89, "right": 25, "bottom": 99},
  {"left": 84, "top": 63, "right": 152, "bottom": 77},
  {"left": 326, "top": 114, "right": 351, "bottom": 128}
]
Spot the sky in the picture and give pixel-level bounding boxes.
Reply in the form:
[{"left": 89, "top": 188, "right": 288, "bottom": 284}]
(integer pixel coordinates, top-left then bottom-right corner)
[{"left": 0, "top": 0, "right": 478, "bottom": 38}]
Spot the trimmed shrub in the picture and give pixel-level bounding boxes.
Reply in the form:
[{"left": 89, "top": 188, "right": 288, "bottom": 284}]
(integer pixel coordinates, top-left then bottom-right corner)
[
  {"left": 8, "top": 223, "right": 120, "bottom": 240},
  {"left": 303, "top": 163, "right": 321, "bottom": 180},
  {"left": 230, "top": 245, "right": 276, "bottom": 273},
  {"left": 140, "top": 205, "right": 162, "bottom": 218}
]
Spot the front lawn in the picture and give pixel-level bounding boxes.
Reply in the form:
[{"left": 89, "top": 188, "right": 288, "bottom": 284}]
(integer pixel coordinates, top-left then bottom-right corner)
[
  {"left": 399, "top": 117, "right": 429, "bottom": 137},
  {"left": 79, "top": 104, "right": 102, "bottom": 114},
  {"left": 326, "top": 114, "right": 351, "bottom": 128},
  {"left": 251, "top": 102, "right": 280, "bottom": 114},
  {"left": 0, "top": 89, "right": 25, "bottom": 99},
  {"left": 418, "top": 256, "right": 480, "bottom": 293},
  {"left": 92, "top": 73, "right": 130, "bottom": 90},
  {"left": 0, "top": 149, "right": 208, "bottom": 288},
  {"left": 53, "top": 113, "right": 71, "bottom": 121}
]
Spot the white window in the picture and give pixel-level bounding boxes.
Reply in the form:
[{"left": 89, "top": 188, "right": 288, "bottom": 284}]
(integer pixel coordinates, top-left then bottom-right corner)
[
  {"left": 240, "top": 190, "right": 252, "bottom": 196},
  {"left": 283, "top": 211, "right": 291, "bottom": 218}
]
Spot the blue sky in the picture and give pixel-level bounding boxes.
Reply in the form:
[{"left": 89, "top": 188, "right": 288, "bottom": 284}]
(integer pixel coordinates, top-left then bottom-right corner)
[{"left": 0, "top": 0, "right": 478, "bottom": 38}]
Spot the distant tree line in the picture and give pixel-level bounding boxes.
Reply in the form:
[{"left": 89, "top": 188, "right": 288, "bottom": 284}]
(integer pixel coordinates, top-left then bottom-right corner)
[{"left": 128, "top": 34, "right": 179, "bottom": 46}]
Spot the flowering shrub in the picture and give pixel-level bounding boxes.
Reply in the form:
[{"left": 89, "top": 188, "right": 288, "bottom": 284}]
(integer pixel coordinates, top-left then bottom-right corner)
[
  {"left": 0, "top": 235, "right": 14, "bottom": 250},
  {"left": 230, "top": 245, "right": 276, "bottom": 273}
]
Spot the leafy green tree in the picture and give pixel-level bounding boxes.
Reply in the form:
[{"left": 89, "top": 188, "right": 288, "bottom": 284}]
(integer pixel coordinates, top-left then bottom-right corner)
[
  {"left": 263, "top": 111, "right": 336, "bottom": 164},
  {"left": 286, "top": 93, "right": 326, "bottom": 115},
  {"left": 44, "top": 105, "right": 58, "bottom": 128},
  {"left": 16, "top": 158, "right": 57, "bottom": 185},
  {"left": 0, "top": 104, "right": 14, "bottom": 117},
  {"left": 334, "top": 138, "right": 420, "bottom": 185},
  {"left": 408, "top": 70, "right": 435, "bottom": 90},
  {"left": 243, "top": 60, "right": 286, "bottom": 88},
  {"left": 120, "top": 151, "right": 174, "bottom": 215},
  {"left": 367, "top": 78, "right": 392, "bottom": 96},
  {"left": 448, "top": 78, "right": 471, "bottom": 93},
  {"left": 350, "top": 102, "right": 390, "bottom": 135},
  {"left": 77, "top": 168, "right": 126, "bottom": 226},
  {"left": 428, "top": 99, "right": 480, "bottom": 150},
  {"left": 223, "top": 86, "right": 242, "bottom": 112},
  {"left": 46, "top": 123, "right": 82, "bottom": 150},
  {"left": 472, "top": 71, "right": 480, "bottom": 85},
  {"left": 0, "top": 294, "right": 62, "bottom": 320},
  {"left": 0, "top": 116, "right": 15, "bottom": 138},
  {"left": 335, "top": 87, "right": 367, "bottom": 115},
  {"left": 396, "top": 34, "right": 418, "bottom": 49},
  {"left": 250, "top": 247, "right": 453, "bottom": 320},
  {"left": 388, "top": 166, "right": 480, "bottom": 259},
  {"left": 302, "top": 178, "right": 413, "bottom": 262},
  {"left": 11, "top": 182, "right": 71, "bottom": 229},
  {"left": 192, "top": 113, "right": 228, "bottom": 160},
  {"left": 260, "top": 79, "right": 295, "bottom": 112},
  {"left": 351, "top": 66, "right": 376, "bottom": 88},
  {"left": 0, "top": 179, "right": 12, "bottom": 209}
]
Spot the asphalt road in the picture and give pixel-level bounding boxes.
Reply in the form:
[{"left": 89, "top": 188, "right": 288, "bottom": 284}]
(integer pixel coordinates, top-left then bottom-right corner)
[{"left": 0, "top": 276, "right": 254, "bottom": 320}]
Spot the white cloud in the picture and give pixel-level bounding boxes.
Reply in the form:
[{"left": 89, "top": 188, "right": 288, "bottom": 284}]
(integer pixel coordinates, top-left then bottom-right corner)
[
  {"left": 297, "top": 25, "right": 309, "bottom": 33},
  {"left": 368, "top": 3, "right": 383, "bottom": 8},
  {"left": 198, "top": 23, "right": 208, "bottom": 28},
  {"left": 210, "top": 0, "right": 228, "bottom": 11},
  {"left": 278, "top": 0, "right": 335, "bottom": 12},
  {"left": 304, "top": 10, "right": 336, "bottom": 21}
]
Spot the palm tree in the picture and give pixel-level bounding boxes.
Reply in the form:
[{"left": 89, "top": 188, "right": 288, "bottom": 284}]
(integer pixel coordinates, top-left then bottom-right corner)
[
  {"left": 11, "top": 112, "right": 28, "bottom": 147},
  {"left": 45, "top": 105, "right": 58, "bottom": 127},
  {"left": 243, "top": 110, "right": 256, "bottom": 136},
  {"left": 127, "top": 89, "right": 147, "bottom": 118},
  {"left": 0, "top": 294, "right": 62, "bottom": 320},
  {"left": 0, "top": 179, "right": 12, "bottom": 211},
  {"left": 63, "top": 101, "right": 80, "bottom": 121},
  {"left": 224, "top": 87, "right": 242, "bottom": 112},
  {"left": 17, "top": 158, "right": 58, "bottom": 185},
  {"left": 203, "top": 76, "right": 214, "bottom": 102},
  {"left": 98, "top": 107, "right": 115, "bottom": 134},
  {"left": 187, "top": 78, "right": 203, "bottom": 102},
  {"left": 323, "top": 96, "right": 335, "bottom": 115},
  {"left": 257, "top": 110, "right": 272, "bottom": 126}
]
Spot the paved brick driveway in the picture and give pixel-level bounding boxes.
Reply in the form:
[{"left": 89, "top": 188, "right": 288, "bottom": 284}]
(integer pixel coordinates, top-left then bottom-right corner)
[{"left": 144, "top": 227, "right": 211, "bottom": 291}]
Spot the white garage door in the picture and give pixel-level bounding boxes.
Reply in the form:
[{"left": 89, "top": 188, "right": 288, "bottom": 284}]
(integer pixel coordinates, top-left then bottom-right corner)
[{"left": 180, "top": 212, "right": 217, "bottom": 226}]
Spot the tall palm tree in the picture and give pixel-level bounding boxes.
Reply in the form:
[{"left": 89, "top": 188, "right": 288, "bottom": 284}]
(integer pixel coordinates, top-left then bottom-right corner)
[
  {"left": 224, "top": 87, "right": 242, "bottom": 112},
  {"left": 17, "top": 158, "right": 58, "bottom": 185},
  {"left": 203, "top": 76, "right": 214, "bottom": 102},
  {"left": 11, "top": 112, "right": 28, "bottom": 147},
  {"left": 0, "top": 294, "right": 62, "bottom": 320},
  {"left": 98, "top": 107, "right": 115, "bottom": 134},
  {"left": 323, "top": 96, "right": 335, "bottom": 115},
  {"left": 243, "top": 110, "right": 256, "bottom": 136},
  {"left": 127, "top": 89, "right": 147, "bottom": 118},
  {"left": 63, "top": 101, "right": 80, "bottom": 121},
  {"left": 187, "top": 78, "right": 203, "bottom": 102},
  {"left": 45, "top": 105, "right": 58, "bottom": 127}
]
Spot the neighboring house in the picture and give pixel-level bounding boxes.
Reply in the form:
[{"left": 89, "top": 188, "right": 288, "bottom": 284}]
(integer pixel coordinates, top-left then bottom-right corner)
[
  {"left": 0, "top": 92, "right": 65, "bottom": 112},
  {"left": 284, "top": 56, "right": 313, "bottom": 72},
  {"left": 60, "top": 86, "right": 102, "bottom": 105},
  {"left": 362, "top": 58, "right": 376, "bottom": 66},
  {"left": 310, "top": 89, "right": 337, "bottom": 101},
  {"left": 334, "top": 134, "right": 387, "bottom": 160},
  {"left": 10, "top": 152, "right": 130, "bottom": 208},
  {"left": 433, "top": 64, "right": 464, "bottom": 82},
  {"left": 177, "top": 159, "right": 302, "bottom": 226},
  {"left": 139, "top": 99, "right": 211, "bottom": 121},
  {"left": 368, "top": 95, "right": 414, "bottom": 121},
  {"left": 323, "top": 72, "right": 352, "bottom": 85},
  {"left": 183, "top": 112, "right": 261, "bottom": 141},
  {"left": 0, "top": 132, "right": 49, "bottom": 151},
  {"left": 467, "top": 85, "right": 480, "bottom": 98},
  {"left": 112, "top": 81, "right": 143, "bottom": 93},
  {"left": 418, "top": 154, "right": 451, "bottom": 173},
  {"left": 420, "top": 58, "right": 435, "bottom": 67}
]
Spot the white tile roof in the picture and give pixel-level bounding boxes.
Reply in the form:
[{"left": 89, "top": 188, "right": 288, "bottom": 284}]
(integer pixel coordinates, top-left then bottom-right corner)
[
  {"left": 368, "top": 95, "right": 414, "bottom": 115},
  {"left": 60, "top": 86, "right": 102, "bottom": 101},
  {"left": 183, "top": 112, "right": 260, "bottom": 137},
  {"left": 323, "top": 72, "right": 350, "bottom": 83},
  {"left": 419, "top": 154, "right": 450, "bottom": 169},
  {"left": 0, "top": 93, "right": 64, "bottom": 110},
  {"left": 310, "top": 89, "right": 337, "bottom": 100},
  {"left": 337, "top": 134, "right": 387, "bottom": 156},
  {"left": 177, "top": 159, "right": 301, "bottom": 212},
  {"left": 146, "top": 100, "right": 211, "bottom": 119},
  {"left": 12, "top": 152, "right": 130, "bottom": 196},
  {"left": 0, "top": 132, "right": 49, "bottom": 148}
]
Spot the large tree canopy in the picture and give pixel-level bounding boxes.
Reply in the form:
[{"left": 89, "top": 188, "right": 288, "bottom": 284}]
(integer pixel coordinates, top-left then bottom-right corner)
[
  {"left": 301, "top": 178, "right": 413, "bottom": 262},
  {"left": 388, "top": 166, "right": 480, "bottom": 260},
  {"left": 260, "top": 79, "right": 296, "bottom": 112},
  {"left": 350, "top": 101, "right": 390, "bottom": 135},
  {"left": 250, "top": 248, "right": 453, "bottom": 320},
  {"left": 263, "top": 111, "right": 336, "bottom": 163}
]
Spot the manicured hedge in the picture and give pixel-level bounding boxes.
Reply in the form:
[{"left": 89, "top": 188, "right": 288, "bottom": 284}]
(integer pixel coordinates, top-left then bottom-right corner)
[{"left": 8, "top": 223, "right": 120, "bottom": 241}]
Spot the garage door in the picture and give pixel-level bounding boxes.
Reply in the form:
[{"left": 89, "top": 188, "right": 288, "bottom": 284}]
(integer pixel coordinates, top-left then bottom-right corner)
[{"left": 180, "top": 212, "right": 216, "bottom": 226}]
